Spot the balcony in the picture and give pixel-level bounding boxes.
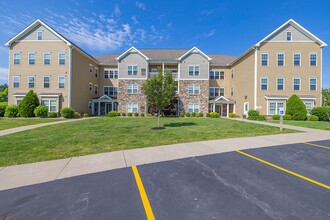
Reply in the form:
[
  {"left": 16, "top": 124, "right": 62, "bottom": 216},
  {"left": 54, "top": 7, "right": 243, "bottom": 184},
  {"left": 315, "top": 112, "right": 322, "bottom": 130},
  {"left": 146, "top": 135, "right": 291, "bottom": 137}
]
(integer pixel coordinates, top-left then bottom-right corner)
[{"left": 148, "top": 72, "right": 178, "bottom": 79}]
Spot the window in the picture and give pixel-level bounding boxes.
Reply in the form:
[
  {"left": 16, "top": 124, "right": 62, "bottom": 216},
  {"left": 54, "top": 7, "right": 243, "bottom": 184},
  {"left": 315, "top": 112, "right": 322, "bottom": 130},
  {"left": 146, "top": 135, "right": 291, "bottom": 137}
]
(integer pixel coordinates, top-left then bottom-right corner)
[
  {"left": 310, "top": 78, "right": 317, "bottom": 91},
  {"left": 294, "top": 53, "right": 300, "bottom": 66},
  {"left": 13, "top": 52, "right": 20, "bottom": 65},
  {"left": 13, "top": 76, "right": 20, "bottom": 88},
  {"left": 28, "top": 76, "right": 35, "bottom": 88},
  {"left": 210, "top": 70, "right": 220, "bottom": 80},
  {"left": 37, "top": 31, "right": 43, "bottom": 40},
  {"left": 188, "top": 84, "right": 200, "bottom": 95},
  {"left": 59, "top": 53, "right": 66, "bottom": 65},
  {"left": 16, "top": 98, "right": 23, "bottom": 105},
  {"left": 94, "top": 85, "right": 98, "bottom": 95},
  {"left": 29, "top": 52, "right": 36, "bottom": 65},
  {"left": 293, "top": 78, "right": 300, "bottom": 91},
  {"left": 231, "top": 69, "right": 234, "bottom": 78},
  {"left": 304, "top": 102, "right": 313, "bottom": 115},
  {"left": 128, "top": 65, "right": 138, "bottom": 75},
  {"left": 104, "top": 86, "right": 118, "bottom": 96},
  {"left": 286, "top": 31, "right": 292, "bottom": 41},
  {"left": 261, "top": 53, "right": 268, "bottom": 66},
  {"left": 231, "top": 87, "right": 234, "bottom": 96},
  {"left": 277, "top": 78, "right": 284, "bottom": 91},
  {"left": 43, "top": 52, "right": 51, "bottom": 65},
  {"left": 89, "top": 64, "right": 93, "bottom": 73},
  {"left": 269, "top": 102, "right": 284, "bottom": 115},
  {"left": 95, "top": 68, "right": 98, "bottom": 78},
  {"left": 188, "top": 65, "right": 200, "bottom": 76},
  {"left": 89, "top": 83, "right": 93, "bottom": 91},
  {"left": 127, "top": 84, "right": 138, "bottom": 94},
  {"left": 58, "top": 76, "right": 65, "bottom": 89},
  {"left": 43, "top": 76, "right": 50, "bottom": 88},
  {"left": 209, "top": 87, "right": 224, "bottom": 97},
  {"left": 41, "top": 99, "right": 57, "bottom": 112},
  {"left": 220, "top": 71, "right": 225, "bottom": 80},
  {"left": 126, "top": 103, "right": 138, "bottom": 113},
  {"left": 310, "top": 53, "right": 317, "bottom": 66},
  {"left": 105, "top": 69, "right": 118, "bottom": 79},
  {"left": 277, "top": 53, "right": 284, "bottom": 66},
  {"left": 188, "top": 104, "right": 200, "bottom": 113},
  {"left": 260, "top": 77, "right": 268, "bottom": 90}
]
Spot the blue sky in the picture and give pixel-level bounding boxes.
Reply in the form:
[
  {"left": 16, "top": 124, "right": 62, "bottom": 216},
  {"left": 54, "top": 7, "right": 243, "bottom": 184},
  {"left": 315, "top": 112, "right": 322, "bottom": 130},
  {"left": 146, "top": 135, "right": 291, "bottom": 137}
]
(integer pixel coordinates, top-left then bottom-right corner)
[{"left": 0, "top": 0, "right": 329, "bottom": 87}]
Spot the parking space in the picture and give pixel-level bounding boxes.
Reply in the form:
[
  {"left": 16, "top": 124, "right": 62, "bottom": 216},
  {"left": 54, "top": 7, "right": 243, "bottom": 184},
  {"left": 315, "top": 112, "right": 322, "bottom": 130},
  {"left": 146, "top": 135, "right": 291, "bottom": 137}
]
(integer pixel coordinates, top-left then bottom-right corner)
[{"left": 0, "top": 140, "right": 329, "bottom": 219}]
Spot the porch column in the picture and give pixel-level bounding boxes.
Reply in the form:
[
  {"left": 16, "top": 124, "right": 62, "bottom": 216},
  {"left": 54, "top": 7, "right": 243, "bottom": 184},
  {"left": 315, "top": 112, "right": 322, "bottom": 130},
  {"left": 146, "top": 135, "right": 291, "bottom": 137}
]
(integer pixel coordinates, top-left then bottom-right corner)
[
  {"left": 98, "top": 101, "right": 101, "bottom": 116},
  {"left": 105, "top": 103, "right": 107, "bottom": 114},
  {"left": 92, "top": 101, "right": 95, "bottom": 115},
  {"left": 233, "top": 104, "right": 236, "bottom": 114},
  {"left": 212, "top": 103, "right": 215, "bottom": 112},
  {"left": 162, "top": 62, "right": 165, "bottom": 74},
  {"left": 226, "top": 103, "right": 229, "bottom": 117},
  {"left": 112, "top": 102, "right": 114, "bottom": 111}
]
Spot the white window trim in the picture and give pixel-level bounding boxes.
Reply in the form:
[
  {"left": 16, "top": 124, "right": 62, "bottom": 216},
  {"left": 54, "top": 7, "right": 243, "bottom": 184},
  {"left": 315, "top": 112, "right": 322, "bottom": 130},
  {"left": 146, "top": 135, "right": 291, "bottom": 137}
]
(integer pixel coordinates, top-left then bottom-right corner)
[
  {"left": 293, "top": 77, "right": 301, "bottom": 91},
  {"left": 16, "top": 98, "right": 23, "bottom": 105},
  {"left": 230, "top": 87, "right": 234, "bottom": 96},
  {"left": 260, "top": 53, "right": 268, "bottom": 66},
  {"left": 95, "top": 85, "right": 98, "bottom": 94},
  {"left": 58, "top": 76, "right": 65, "bottom": 89},
  {"left": 277, "top": 53, "right": 285, "bottom": 66},
  {"left": 89, "top": 82, "right": 93, "bottom": 91},
  {"left": 309, "top": 77, "right": 317, "bottom": 91},
  {"left": 260, "top": 77, "right": 268, "bottom": 90},
  {"left": 276, "top": 77, "right": 285, "bottom": 91},
  {"left": 309, "top": 53, "right": 317, "bottom": 67},
  {"left": 188, "top": 84, "right": 200, "bottom": 95},
  {"left": 43, "top": 52, "right": 51, "bottom": 65},
  {"left": 127, "top": 84, "right": 138, "bottom": 94},
  {"left": 127, "top": 65, "right": 139, "bottom": 76},
  {"left": 303, "top": 101, "right": 314, "bottom": 115},
  {"left": 43, "top": 76, "right": 50, "bottom": 89},
  {"left": 231, "top": 69, "right": 234, "bottom": 78},
  {"left": 13, "top": 75, "right": 20, "bottom": 88},
  {"left": 28, "top": 52, "right": 36, "bottom": 65},
  {"left": 188, "top": 103, "right": 200, "bottom": 113},
  {"left": 37, "top": 31, "right": 43, "bottom": 40},
  {"left": 13, "top": 52, "right": 21, "bottom": 65},
  {"left": 268, "top": 101, "right": 285, "bottom": 115},
  {"left": 89, "top": 64, "right": 93, "bottom": 73},
  {"left": 286, "top": 31, "right": 292, "bottom": 41},
  {"left": 95, "top": 67, "right": 98, "bottom": 77},
  {"left": 58, "top": 52, "right": 66, "bottom": 65},
  {"left": 27, "top": 75, "right": 35, "bottom": 89},
  {"left": 293, "top": 53, "right": 301, "bottom": 67},
  {"left": 41, "top": 98, "right": 58, "bottom": 112},
  {"left": 188, "top": 65, "right": 200, "bottom": 76},
  {"left": 104, "top": 86, "right": 118, "bottom": 96},
  {"left": 126, "top": 102, "right": 138, "bottom": 113}
]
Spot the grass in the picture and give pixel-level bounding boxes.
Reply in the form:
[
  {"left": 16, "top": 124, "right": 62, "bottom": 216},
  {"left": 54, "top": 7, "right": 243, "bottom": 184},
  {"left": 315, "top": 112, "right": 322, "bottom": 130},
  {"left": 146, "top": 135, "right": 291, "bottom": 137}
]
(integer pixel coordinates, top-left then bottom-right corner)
[
  {"left": 0, "top": 118, "right": 64, "bottom": 131},
  {"left": 0, "top": 117, "right": 297, "bottom": 166},
  {"left": 269, "top": 120, "right": 330, "bottom": 130}
]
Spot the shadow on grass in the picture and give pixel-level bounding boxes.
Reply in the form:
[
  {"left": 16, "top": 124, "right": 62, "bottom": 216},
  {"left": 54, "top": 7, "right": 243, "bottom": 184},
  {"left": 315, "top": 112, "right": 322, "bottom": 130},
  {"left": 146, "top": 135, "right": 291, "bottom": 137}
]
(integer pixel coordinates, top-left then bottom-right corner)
[{"left": 163, "top": 122, "right": 197, "bottom": 127}]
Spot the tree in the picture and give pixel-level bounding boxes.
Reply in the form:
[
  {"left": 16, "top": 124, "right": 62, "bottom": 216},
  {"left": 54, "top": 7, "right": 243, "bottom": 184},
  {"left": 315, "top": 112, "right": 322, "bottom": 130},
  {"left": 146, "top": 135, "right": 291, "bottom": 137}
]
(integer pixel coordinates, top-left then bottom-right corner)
[
  {"left": 18, "top": 90, "right": 40, "bottom": 117},
  {"left": 0, "top": 88, "right": 8, "bottom": 102},
  {"left": 143, "top": 68, "right": 176, "bottom": 128},
  {"left": 322, "top": 88, "right": 330, "bottom": 106},
  {"left": 286, "top": 94, "right": 307, "bottom": 120}
]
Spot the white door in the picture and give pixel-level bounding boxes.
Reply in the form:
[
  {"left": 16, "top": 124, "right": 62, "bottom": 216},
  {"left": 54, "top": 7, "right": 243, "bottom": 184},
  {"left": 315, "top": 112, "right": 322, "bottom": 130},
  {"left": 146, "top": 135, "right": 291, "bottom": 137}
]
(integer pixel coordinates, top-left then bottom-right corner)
[{"left": 243, "top": 102, "right": 249, "bottom": 115}]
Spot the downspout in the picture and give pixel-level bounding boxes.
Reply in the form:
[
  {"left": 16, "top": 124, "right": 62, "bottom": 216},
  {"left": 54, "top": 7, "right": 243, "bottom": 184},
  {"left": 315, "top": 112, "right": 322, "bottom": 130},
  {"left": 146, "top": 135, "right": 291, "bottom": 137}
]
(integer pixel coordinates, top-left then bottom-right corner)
[
  {"left": 254, "top": 46, "right": 258, "bottom": 110},
  {"left": 68, "top": 46, "right": 73, "bottom": 108},
  {"left": 320, "top": 47, "right": 323, "bottom": 106}
]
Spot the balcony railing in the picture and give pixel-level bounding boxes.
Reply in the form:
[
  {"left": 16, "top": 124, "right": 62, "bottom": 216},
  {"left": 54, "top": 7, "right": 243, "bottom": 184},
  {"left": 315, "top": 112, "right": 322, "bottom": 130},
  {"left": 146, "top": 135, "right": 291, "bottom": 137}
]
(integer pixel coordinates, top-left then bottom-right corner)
[{"left": 148, "top": 72, "right": 178, "bottom": 79}]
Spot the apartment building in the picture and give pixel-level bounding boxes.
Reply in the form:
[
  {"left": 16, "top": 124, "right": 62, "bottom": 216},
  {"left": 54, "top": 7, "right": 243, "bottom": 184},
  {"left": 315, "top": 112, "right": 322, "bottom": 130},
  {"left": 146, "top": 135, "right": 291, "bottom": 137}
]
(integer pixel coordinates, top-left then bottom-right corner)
[{"left": 5, "top": 19, "right": 326, "bottom": 117}]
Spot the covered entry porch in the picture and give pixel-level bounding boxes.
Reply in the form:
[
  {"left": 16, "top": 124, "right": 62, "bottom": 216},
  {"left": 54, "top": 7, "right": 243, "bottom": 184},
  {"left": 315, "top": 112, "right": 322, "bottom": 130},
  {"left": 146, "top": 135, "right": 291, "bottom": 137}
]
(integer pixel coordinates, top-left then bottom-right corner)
[
  {"left": 209, "top": 96, "right": 236, "bottom": 117},
  {"left": 91, "top": 94, "right": 118, "bottom": 116}
]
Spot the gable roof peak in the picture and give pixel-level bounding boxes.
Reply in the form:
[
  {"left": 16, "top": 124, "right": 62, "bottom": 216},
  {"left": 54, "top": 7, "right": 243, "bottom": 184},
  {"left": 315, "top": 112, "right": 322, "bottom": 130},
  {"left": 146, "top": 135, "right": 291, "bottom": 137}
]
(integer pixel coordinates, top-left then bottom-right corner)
[
  {"left": 116, "top": 46, "right": 150, "bottom": 61},
  {"left": 177, "top": 46, "right": 212, "bottom": 61}
]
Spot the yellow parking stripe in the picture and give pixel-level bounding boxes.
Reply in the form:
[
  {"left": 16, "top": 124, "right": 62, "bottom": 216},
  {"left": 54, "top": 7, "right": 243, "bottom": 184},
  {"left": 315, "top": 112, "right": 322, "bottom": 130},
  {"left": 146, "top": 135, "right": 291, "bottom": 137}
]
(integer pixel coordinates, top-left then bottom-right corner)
[
  {"left": 303, "top": 142, "right": 330, "bottom": 150},
  {"left": 236, "top": 150, "right": 330, "bottom": 190},
  {"left": 132, "top": 165, "right": 155, "bottom": 220}
]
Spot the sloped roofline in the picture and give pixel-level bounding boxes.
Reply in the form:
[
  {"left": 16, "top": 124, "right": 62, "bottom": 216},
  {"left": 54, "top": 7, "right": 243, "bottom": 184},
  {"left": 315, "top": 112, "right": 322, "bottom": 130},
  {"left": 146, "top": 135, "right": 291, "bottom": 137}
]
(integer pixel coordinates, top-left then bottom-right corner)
[
  {"left": 116, "top": 46, "right": 150, "bottom": 61},
  {"left": 177, "top": 46, "right": 212, "bottom": 61},
  {"left": 255, "top": 18, "right": 327, "bottom": 47}
]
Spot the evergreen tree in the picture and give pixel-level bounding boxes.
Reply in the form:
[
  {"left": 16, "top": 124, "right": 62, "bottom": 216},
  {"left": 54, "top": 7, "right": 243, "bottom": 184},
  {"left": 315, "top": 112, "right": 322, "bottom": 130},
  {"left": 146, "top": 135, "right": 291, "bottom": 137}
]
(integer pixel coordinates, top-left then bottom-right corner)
[
  {"left": 286, "top": 94, "right": 307, "bottom": 120},
  {"left": 18, "top": 90, "right": 40, "bottom": 117}
]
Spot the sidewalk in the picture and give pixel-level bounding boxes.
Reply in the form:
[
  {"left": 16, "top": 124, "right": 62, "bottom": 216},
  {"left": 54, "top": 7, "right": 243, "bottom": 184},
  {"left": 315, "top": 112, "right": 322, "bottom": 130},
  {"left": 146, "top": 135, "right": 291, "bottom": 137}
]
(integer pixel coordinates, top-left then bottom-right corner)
[{"left": 0, "top": 118, "right": 329, "bottom": 191}]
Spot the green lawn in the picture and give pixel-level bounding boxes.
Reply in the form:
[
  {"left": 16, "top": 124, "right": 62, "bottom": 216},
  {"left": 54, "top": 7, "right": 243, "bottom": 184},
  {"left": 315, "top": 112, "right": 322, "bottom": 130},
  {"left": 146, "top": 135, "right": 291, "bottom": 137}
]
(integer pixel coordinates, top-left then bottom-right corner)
[
  {"left": 0, "top": 117, "right": 297, "bottom": 166},
  {"left": 269, "top": 120, "right": 330, "bottom": 130},
  {"left": 0, "top": 118, "right": 64, "bottom": 131}
]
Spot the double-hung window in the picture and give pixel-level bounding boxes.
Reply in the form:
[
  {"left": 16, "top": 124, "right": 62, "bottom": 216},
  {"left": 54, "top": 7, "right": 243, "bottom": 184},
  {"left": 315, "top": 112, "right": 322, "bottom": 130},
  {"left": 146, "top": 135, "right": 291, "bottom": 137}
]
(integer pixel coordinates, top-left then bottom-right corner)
[
  {"left": 29, "top": 52, "right": 36, "bottom": 65},
  {"left": 58, "top": 76, "right": 65, "bottom": 89},
  {"left": 293, "top": 78, "right": 300, "bottom": 91},
  {"left": 286, "top": 31, "right": 292, "bottom": 41},
  {"left": 188, "top": 65, "right": 200, "bottom": 76},
  {"left": 89, "top": 64, "right": 93, "bottom": 73},
  {"left": 95, "top": 68, "right": 98, "bottom": 78},
  {"left": 89, "top": 83, "right": 93, "bottom": 91},
  {"left": 37, "top": 31, "right": 43, "bottom": 40},
  {"left": 260, "top": 77, "right": 268, "bottom": 90},
  {"left": 310, "top": 53, "right": 317, "bottom": 66},
  {"left": 104, "top": 86, "right": 118, "bottom": 96},
  {"left": 94, "top": 85, "right": 98, "bottom": 95},
  {"left": 14, "top": 52, "right": 20, "bottom": 65},
  {"left": 128, "top": 65, "right": 138, "bottom": 75},
  {"left": 293, "top": 53, "right": 300, "bottom": 66},
  {"left": 127, "top": 84, "right": 138, "bottom": 94},
  {"left": 43, "top": 52, "right": 51, "bottom": 65},
  {"left": 41, "top": 99, "right": 57, "bottom": 112},
  {"left": 108, "top": 69, "right": 118, "bottom": 78},
  {"left": 43, "top": 76, "right": 50, "bottom": 88},
  {"left": 188, "top": 104, "right": 200, "bottom": 113},
  {"left": 209, "top": 70, "right": 219, "bottom": 80},
  {"left": 231, "top": 69, "right": 234, "bottom": 78},
  {"left": 209, "top": 87, "right": 219, "bottom": 97},
  {"left": 277, "top": 53, "right": 284, "bottom": 66},
  {"left": 309, "top": 78, "right": 317, "bottom": 91},
  {"left": 28, "top": 76, "right": 35, "bottom": 88},
  {"left": 230, "top": 87, "right": 234, "bottom": 96},
  {"left": 269, "top": 102, "right": 284, "bottom": 115},
  {"left": 188, "top": 84, "right": 200, "bottom": 95},
  {"left": 261, "top": 53, "right": 268, "bottom": 66},
  {"left": 126, "top": 103, "right": 138, "bottom": 113},
  {"left": 304, "top": 102, "right": 313, "bottom": 115},
  {"left": 13, "top": 76, "right": 20, "bottom": 88},
  {"left": 277, "top": 77, "right": 284, "bottom": 91},
  {"left": 59, "top": 52, "right": 66, "bottom": 65}
]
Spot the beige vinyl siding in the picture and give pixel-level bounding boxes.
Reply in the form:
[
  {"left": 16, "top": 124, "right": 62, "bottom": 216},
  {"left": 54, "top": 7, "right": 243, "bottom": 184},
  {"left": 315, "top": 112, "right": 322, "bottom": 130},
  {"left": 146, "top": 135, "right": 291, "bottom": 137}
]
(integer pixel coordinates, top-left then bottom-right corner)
[
  {"left": 209, "top": 66, "right": 231, "bottom": 97},
  {"left": 118, "top": 53, "right": 147, "bottom": 79},
  {"left": 99, "top": 66, "right": 118, "bottom": 95},
  {"left": 18, "top": 24, "right": 60, "bottom": 41},
  {"left": 266, "top": 24, "right": 314, "bottom": 42},
  {"left": 180, "top": 53, "right": 209, "bottom": 79}
]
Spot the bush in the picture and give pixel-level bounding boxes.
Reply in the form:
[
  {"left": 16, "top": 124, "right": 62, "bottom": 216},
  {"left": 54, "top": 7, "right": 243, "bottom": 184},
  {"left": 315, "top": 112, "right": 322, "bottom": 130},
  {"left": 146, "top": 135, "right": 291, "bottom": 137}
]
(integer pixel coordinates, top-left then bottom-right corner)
[
  {"left": 147, "top": 113, "right": 152, "bottom": 117},
  {"left": 283, "top": 114, "right": 292, "bottom": 120},
  {"left": 272, "top": 114, "right": 280, "bottom": 120},
  {"left": 311, "top": 107, "right": 330, "bottom": 121},
  {"left": 60, "top": 108, "right": 75, "bottom": 118},
  {"left": 242, "top": 114, "right": 247, "bottom": 119},
  {"left": 134, "top": 112, "right": 139, "bottom": 117},
  {"left": 140, "top": 113, "right": 145, "bottom": 117},
  {"left": 228, "top": 113, "right": 236, "bottom": 118},
  {"left": 198, "top": 112, "right": 204, "bottom": 117},
  {"left": 206, "top": 112, "right": 210, "bottom": 117},
  {"left": 18, "top": 90, "right": 40, "bottom": 117},
  {"left": 128, "top": 112, "right": 133, "bottom": 117},
  {"left": 309, "top": 115, "right": 319, "bottom": 121},
  {"left": 191, "top": 112, "right": 197, "bottom": 117},
  {"left": 82, "top": 113, "right": 89, "bottom": 117},
  {"left": 48, "top": 112, "right": 57, "bottom": 118},
  {"left": 5, "top": 105, "right": 19, "bottom": 117},
  {"left": 108, "top": 110, "right": 119, "bottom": 117},
  {"left": 209, "top": 112, "right": 220, "bottom": 118},
  {"left": 74, "top": 112, "right": 82, "bottom": 118},
  {"left": 185, "top": 112, "right": 190, "bottom": 117},
  {"left": 121, "top": 112, "right": 126, "bottom": 117},
  {"left": 179, "top": 112, "right": 184, "bottom": 117},
  {"left": 0, "top": 103, "right": 7, "bottom": 117},
  {"left": 286, "top": 94, "right": 307, "bottom": 120},
  {"left": 34, "top": 106, "right": 48, "bottom": 118},
  {"left": 248, "top": 110, "right": 266, "bottom": 121}
]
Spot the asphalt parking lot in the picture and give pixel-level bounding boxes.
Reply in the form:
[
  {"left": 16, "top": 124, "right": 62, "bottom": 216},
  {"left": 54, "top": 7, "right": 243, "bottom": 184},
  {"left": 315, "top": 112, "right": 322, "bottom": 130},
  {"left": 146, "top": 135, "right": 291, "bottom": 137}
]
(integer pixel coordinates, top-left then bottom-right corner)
[{"left": 0, "top": 140, "right": 329, "bottom": 220}]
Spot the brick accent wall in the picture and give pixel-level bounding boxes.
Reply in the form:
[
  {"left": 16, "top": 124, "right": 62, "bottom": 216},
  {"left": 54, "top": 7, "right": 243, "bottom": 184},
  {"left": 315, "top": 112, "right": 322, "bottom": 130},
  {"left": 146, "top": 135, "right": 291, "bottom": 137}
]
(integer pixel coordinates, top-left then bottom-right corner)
[{"left": 117, "top": 80, "right": 147, "bottom": 113}]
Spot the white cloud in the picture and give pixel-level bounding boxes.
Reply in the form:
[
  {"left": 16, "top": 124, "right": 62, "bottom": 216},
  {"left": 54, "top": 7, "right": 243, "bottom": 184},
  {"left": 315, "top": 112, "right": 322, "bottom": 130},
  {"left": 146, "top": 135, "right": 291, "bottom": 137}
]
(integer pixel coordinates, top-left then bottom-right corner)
[
  {"left": 136, "top": 1, "right": 146, "bottom": 10},
  {"left": 131, "top": 16, "right": 139, "bottom": 25},
  {"left": 113, "top": 4, "right": 121, "bottom": 16},
  {"left": 0, "top": 67, "right": 8, "bottom": 82},
  {"left": 205, "top": 29, "right": 216, "bottom": 37}
]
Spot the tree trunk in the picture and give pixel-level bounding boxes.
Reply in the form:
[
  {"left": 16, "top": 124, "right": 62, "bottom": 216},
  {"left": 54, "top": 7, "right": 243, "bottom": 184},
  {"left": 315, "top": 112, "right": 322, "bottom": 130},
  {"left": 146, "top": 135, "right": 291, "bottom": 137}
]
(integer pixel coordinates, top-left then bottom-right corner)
[{"left": 158, "top": 111, "right": 160, "bottom": 128}]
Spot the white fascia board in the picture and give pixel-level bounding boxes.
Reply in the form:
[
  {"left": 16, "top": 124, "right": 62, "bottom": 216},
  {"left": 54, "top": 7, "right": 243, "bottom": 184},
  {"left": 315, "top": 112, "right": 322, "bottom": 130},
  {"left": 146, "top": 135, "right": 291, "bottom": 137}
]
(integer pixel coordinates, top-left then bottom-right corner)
[
  {"left": 116, "top": 46, "right": 150, "bottom": 61},
  {"left": 178, "top": 46, "right": 212, "bottom": 61}
]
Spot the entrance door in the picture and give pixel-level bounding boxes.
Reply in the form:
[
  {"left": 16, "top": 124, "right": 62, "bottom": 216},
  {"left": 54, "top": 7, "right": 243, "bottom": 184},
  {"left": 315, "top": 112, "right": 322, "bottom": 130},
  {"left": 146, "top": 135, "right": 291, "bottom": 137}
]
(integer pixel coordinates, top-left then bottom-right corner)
[
  {"left": 106, "top": 103, "right": 113, "bottom": 113},
  {"left": 243, "top": 102, "right": 249, "bottom": 115},
  {"left": 215, "top": 105, "right": 221, "bottom": 115}
]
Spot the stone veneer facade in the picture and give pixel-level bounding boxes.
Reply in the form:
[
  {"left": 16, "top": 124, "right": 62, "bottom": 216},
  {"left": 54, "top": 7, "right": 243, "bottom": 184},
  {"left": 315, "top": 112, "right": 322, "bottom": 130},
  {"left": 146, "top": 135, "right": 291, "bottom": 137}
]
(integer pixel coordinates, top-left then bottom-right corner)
[
  {"left": 117, "top": 80, "right": 147, "bottom": 114},
  {"left": 178, "top": 80, "right": 209, "bottom": 113}
]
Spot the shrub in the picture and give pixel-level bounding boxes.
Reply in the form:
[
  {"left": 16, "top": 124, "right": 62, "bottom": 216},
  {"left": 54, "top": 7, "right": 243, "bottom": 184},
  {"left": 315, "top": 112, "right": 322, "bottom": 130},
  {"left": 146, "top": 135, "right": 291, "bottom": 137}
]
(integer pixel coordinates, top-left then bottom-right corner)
[
  {"left": 34, "top": 106, "right": 48, "bottom": 118},
  {"left": 18, "top": 90, "right": 40, "bottom": 117},
  {"left": 272, "top": 114, "right": 280, "bottom": 120},
  {"left": 134, "top": 112, "right": 139, "bottom": 117},
  {"left": 242, "top": 114, "right": 247, "bottom": 119},
  {"left": 48, "top": 112, "right": 57, "bottom": 118},
  {"left": 0, "top": 103, "right": 7, "bottom": 117},
  {"left": 209, "top": 112, "right": 220, "bottom": 118},
  {"left": 286, "top": 94, "right": 307, "bottom": 121},
  {"left": 147, "top": 113, "right": 152, "bottom": 117},
  {"left": 198, "top": 112, "right": 204, "bottom": 117},
  {"left": 179, "top": 112, "right": 185, "bottom": 117},
  {"left": 185, "top": 112, "right": 190, "bottom": 117},
  {"left": 228, "top": 113, "right": 236, "bottom": 118},
  {"left": 82, "top": 113, "right": 89, "bottom": 117},
  {"left": 311, "top": 107, "right": 330, "bottom": 121},
  {"left": 247, "top": 110, "right": 266, "bottom": 121},
  {"left": 74, "top": 112, "right": 82, "bottom": 118},
  {"left": 121, "top": 112, "right": 126, "bottom": 117},
  {"left": 283, "top": 114, "right": 292, "bottom": 120},
  {"left": 108, "top": 110, "right": 119, "bottom": 117},
  {"left": 5, "top": 105, "right": 19, "bottom": 118},
  {"left": 128, "top": 112, "right": 133, "bottom": 117},
  {"left": 140, "top": 113, "right": 145, "bottom": 117},
  {"left": 60, "top": 108, "right": 75, "bottom": 118},
  {"left": 206, "top": 112, "right": 210, "bottom": 117},
  {"left": 191, "top": 112, "right": 197, "bottom": 117},
  {"left": 309, "top": 115, "right": 319, "bottom": 121}
]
